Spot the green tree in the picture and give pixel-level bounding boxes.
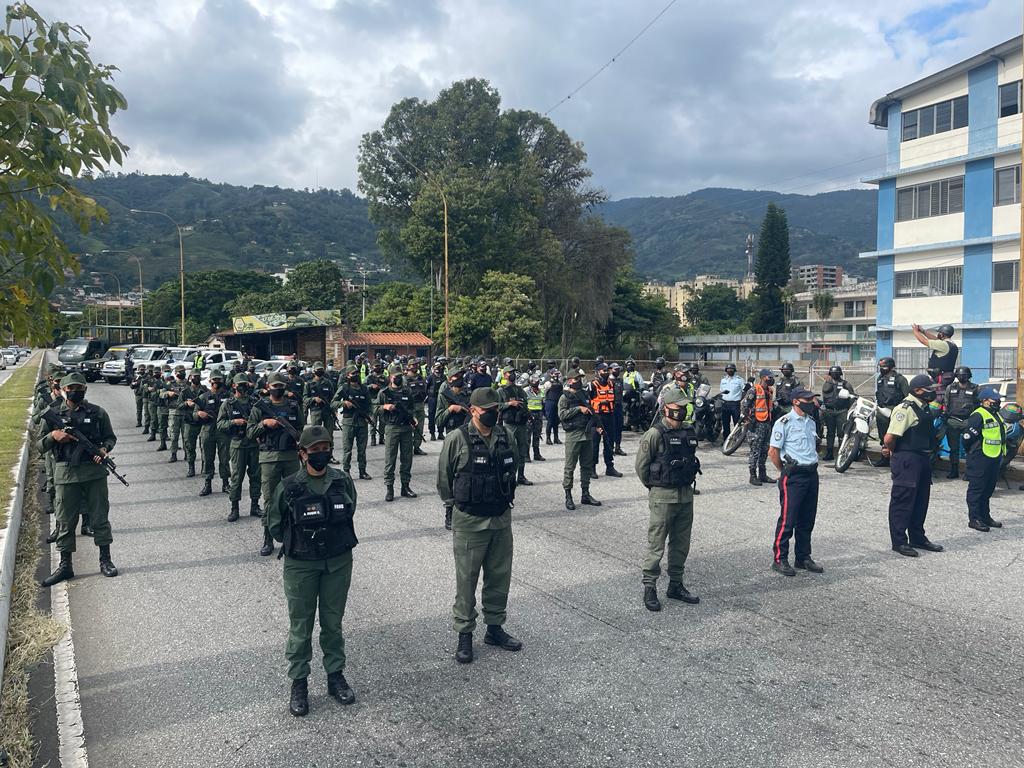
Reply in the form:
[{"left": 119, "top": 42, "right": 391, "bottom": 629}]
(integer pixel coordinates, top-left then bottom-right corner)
[
  {"left": 602, "top": 272, "right": 680, "bottom": 353},
  {"left": 811, "top": 290, "right": 835, "bottom": 337},
  {"left": 359, "top": 282, "right": 434, "bottom": 336},
  {"left": 0, "top": 3, "right": 127, "bottom": 342},
  {"left": 146, "top": 270, "right": 280, "bottom": 338},
  {"left": 749, "top": 203, "right": 791, "bottom": 333},
  {"left": 684, "top": 283, "right": 748, "bottom": 333},
  {"left": 286, "top": 260, "right": 348, "bottom": 309}
]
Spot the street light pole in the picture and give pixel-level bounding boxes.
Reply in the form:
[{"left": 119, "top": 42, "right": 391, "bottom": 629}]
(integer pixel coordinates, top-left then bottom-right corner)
[
  {"left": 130, "top": 208, "right": 187, "bottom": 344},
  {"left": 101, "top": 249, "right": 144, "bottom": 343},
  {"left": 92, "top": 272, "right": 123, "bottom": 339}
]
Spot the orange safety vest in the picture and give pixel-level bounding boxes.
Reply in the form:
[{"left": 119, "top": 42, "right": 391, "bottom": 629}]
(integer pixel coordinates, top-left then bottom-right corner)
[
  {"left": 590, "top": 380, "right": 616, "bottom": 414},
  {"left": 753, "top": 383, "right": 772, "bottom": 422}
]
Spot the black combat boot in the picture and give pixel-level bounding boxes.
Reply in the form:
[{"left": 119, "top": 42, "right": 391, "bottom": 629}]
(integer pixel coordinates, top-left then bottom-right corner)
[
  {"left": 169, "top": 450, "right": 178, "bottom": 463},
  {"left": 749, "top": 470, "right": 762, "bottom": 486},
  {"left": 758, "top": 470, "right": 776, "bottom": 484},
  {"left": 533, "top": 449, "right": 545, "bottom": 461},
  {"left": 546, "top": 436, "right": 552, "bottom": 446},
  {"left": 643, "top": 586, "right": 662, "bottom": 612},
  {"left": 358, "top": 470, "right": 372, "bottom": 480},
  {"left": 157, "top": 435, "right": 167, "bottom": 451},
  {"left": 142, "top": 425, "right": 149, "bottom": 435},
  {"left": 484, "top": 625, "right": 522, "bottom": 651},
  {"left": 370, "top": 434, "right": 378, "bottom": 447},
  {"left": 289, "top": 678, "right": 309, "bottom": 717},
  {"left": 455, "top": 632, "right": 473, "bottom": 664},
  {"left": 444, "top": 506, "right": 453, "bottom": 531},
  {"left": 414, "top": 446, "right": 427, "bottom": 456},
  {"left": 946, "top": 464, "right": 958, "bottom": 479},
  {"left": 186, "top": 461, "right": 196, "bottom": 477},
  {"left": 606, "top": 466, "right": 623, "bottom": 478},
  {"left": 553, "top": 433, "right": 562, "bottom": 444},
  {"left": 98, "top": 545, "right": 118, "bottom": 577},
  {"left": 772, "top": 559, "right": 796, "bottom": 577},
  {"left": 327, "top": 671, "right": 355, "bottom": 705},
  {"left": 221, "top": 478, "right": 229, "bottom": 493},
  {"left": 517, "top": 472, "right": 533, "bottom": 486},
  {"left": 400, "top": 484, "right": 417, "bottom": 498},
  {"left": 580, "top": 491, "right": 601, "bottom": 506},
  {"left": 823, "top": 450, "right": 834, "bottom": 462},
  {"left": 46, "top": 528, "right": 57, "bottom": 544},
  {"left": 147, "top": 431, "right": 156, "bottom": 442},
  {"left": 524, "top": 453, "right": 531, "bottom": 463},
  {"left": 41, "top": 552, "right": 74, "bottom": 588},
  {"left": 260, "top": 529, "right": 274, "bottom": 556},
  {"left": 385, "top": 485, "right": 395, "bottom": 502},
  {"left": 199, "top": 478, "right": 212, "bottom": 496},
  {"left": 666, "top": 581, "right": 700, "bottom": 604},
  {"left": 80, "top": 516, "right": 94, "bottom": 537},
  {"left": 613, "top": 446, "right": 626, "bottom": 457},
  {"left": 564, "top": 489, "right": 576, "bottom": 511},
  {"left": 249, "top": 499, "right": 261, "bottom": 517},
  {"left": 136, "top": 419, "right": 143, "bottom": 428},
  {"left": 227, "top": 501, "right": 240, "bottom": 522}
]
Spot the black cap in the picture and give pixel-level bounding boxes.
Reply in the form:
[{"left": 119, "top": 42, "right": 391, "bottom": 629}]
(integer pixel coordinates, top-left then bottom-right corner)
[{"left": 909, "top": 374, "right": 935, "bottom": 390}]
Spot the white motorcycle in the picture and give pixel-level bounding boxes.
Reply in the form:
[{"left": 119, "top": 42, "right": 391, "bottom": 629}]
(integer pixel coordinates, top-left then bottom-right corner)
[{"left": 835, "top": 397, "right": 889, "bottom": 472}]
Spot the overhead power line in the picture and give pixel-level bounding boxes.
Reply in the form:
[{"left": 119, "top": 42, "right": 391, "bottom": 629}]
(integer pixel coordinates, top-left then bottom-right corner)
[{"left": 544, "top": 0, "right": 679, "bottom": 116}]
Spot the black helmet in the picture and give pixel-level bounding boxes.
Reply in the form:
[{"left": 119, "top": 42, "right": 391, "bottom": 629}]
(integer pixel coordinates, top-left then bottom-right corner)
[
  {"left": 780, "top": 362, "right": 795, "bottom": 375},
  {"left": 879, "top": 356, "right": 895, "bottom": 369},
  {"left": 502, "top": 357, "right": 512, "bottom": 366},
  {"left": 595, "top": 355, "right": 605, "bottom": 365},
  {"left": 570, "top": 356, "right": 580, "bottom": 367},
  {"left": 725, "top": 363, "right": 736, "bottom": 373},
  {"left": 625, "top": 359, "right": 635, "bottom": 370},
  {"left": 828, "top": 365, "right": 843, "bottom": 378},
  {"left": 655, "top": 356, "right": 666, "bottom": 368},
  {"left": 688, "top": 361, "right": 700, "bottom": 373},
  {"left": 545, "top": 359, "right": 556, "bottom": 369},
  {"left": 955, "top": 365, "right": 972, "bottom": 379},
  {"left": 936, "top": 324, "right": 955, "bottom": 338}
]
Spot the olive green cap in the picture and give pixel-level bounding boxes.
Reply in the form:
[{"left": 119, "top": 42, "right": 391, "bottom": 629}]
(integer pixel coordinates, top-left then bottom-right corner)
[
  {"left": 298, "top": 425, "right": 332, "bottom": 449},
  {"left": 267, "top": 372, "right": 286, "bottom": 385},
  {"left": 312, "top": 361, "right": 325, "bottom": 371},
  {"left": 470, "top": 387, "right": 499, "bottom": 408},
  {"left": 232, "top": 373, "right": 250, "bottom": 385},
  {"left": 446, "top": 366, "right": 465, "bottom": 379},
  {"left": 388, "top": 364, "right": 403, "bottom": 375},
  {"left": 174, "top": 364, "right": 186, "bottom": 372},
  {"left": 60, "top": 372, "right": 87, "bottom": 387},
  {"left": 209, "top": 370, "right": 226, "bottom": 381},
  {"left": 662, "top": 387, "right": 689, "bottom": 406},
  {"left": 344, "top": 365, "right": 359, "bottom": 375},
  {"left": 502, "top": 365, "right": 515, "bottom": 375}
]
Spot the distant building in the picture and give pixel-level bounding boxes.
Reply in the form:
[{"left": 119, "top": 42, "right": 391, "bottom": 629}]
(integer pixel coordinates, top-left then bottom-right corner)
[
  {"left": 863, "top": 35, "right": 1021, "bottom": 380},
  {"left": 791, "top": 264, "right": 844, "bottom": 290},
  {"left": 643, "top": 274, "right": 756, "bottom": 325}
]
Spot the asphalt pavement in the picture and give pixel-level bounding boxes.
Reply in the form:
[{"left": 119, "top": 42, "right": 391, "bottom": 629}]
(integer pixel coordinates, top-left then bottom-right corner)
[{"left": 59, "top": 381, "right": 1024, "bottom": 768}]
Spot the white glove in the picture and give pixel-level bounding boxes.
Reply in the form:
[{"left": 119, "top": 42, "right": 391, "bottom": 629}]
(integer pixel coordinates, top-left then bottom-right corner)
[{"left": 838, "top": 389, "right": 852, "bottom": 400}]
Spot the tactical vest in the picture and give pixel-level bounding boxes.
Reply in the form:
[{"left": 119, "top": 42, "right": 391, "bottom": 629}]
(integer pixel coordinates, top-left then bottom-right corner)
[
  {"left": 258, "top": 398, "right": 300, "bottom": 452},
  {"left": 281, "top": 476, "right": 357, "bottom": 560},
  {"left": 928, "top": 341, "right": 958, "bottom": 373},
  {"left": 971, "top": 406, "right": 1005, "bottom": 458},
  {"left": 822, "top": 378, "right": 852, "bottom": 410},
  {"left": 753, "top": 384, "right": 772, "bottom": 422},
  {"left": 227, "top": 398, "right": 253, "bottom": 440},
  {"left": 590, "top": 380, "right": 615, "bottom": 414},
  {"left": 54, "top": 402, "right": 104, "bottom": 465},
  {"left": 500, "top": 386, "right": 529, "bottom": 425},
  {"left": 648, "top": 422, "right": 701, "bottom": 488},
  {"left": 544, "top": 381, "right": 563, "bottom": 402},
  {"left": 441, "top": 387, "right": 470, "bottom": 428},
  {"left": 623, "top": 371, "right": 641, "bottom": 391},
  {"left": 307, "top": 379, "right": 334, "bottom": 410},
  {"left": 893, "top": 401, "right": 935, "bottom": 454},
  {"left": 561, "top": 390, "right": 593, "bottom": 432},
  {"left": 944, "top": 381, "right": 978, "bottom": 419},
  {"left": 380, "top": 387, "right": 413, "bottom": 426},
  {"left": 452, "top": 426, "right": 517, "bottom": 517},
  {"left": 876, "top": 373, "right": 905, "bottom": 408},
  {"left": 407, "top": 377, "right": 427, "bottom": 403},
  {"left": 176, "top": 385, "right": 205, "bottom": 418},
  {"left": 777, "top": 376, "right": 799, "bottom": 407},
  {"left": 338, "top": 383, "right": 370, "bottom": 417},
  {"left": 197, "top": 389, "right": 228, "bottom": 427}
]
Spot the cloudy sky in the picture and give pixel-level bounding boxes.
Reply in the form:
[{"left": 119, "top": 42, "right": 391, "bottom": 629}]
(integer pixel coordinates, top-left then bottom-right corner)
[{"left": 37, "top": 0, "right": 1023, "bottom": 200}]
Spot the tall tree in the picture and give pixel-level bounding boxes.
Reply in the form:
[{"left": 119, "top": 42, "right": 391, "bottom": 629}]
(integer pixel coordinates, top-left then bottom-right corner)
[
  {"left": 0, "top": 3, "right": 127, "bottom": 342},
  {"left": 811, "top": 290, "right": 835, "bottom": 337},
  {"left": 749, "top": 203, "right": 791, "bottom": 333},
  {"left": 147, "top": 270, "right": 280, "bottom": 338},
  {"left": 684, "top": 283, "right": 748, "bottom": 333}
]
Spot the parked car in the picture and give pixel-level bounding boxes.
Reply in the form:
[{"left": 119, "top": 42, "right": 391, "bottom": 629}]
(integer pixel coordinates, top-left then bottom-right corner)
[
  {"left": 98, "top": 346, "right": 139, "bottom": 384},
  {"left": 57, "top": 337, "right": 110, "bottom": 373},
  {"left": 0, "top": 348, "right": 18, "bottom": 366},
  {"left": 982, "top": 379, "right": 1017, "bottom": 402},
  {"left": 0, "top": 354, "right": 6, "bottom": 370}
]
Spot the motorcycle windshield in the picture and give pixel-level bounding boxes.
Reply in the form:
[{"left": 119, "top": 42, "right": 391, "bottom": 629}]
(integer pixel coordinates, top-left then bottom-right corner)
[{"left": 696, "top": 383, "right": 711, "bottom": 398}]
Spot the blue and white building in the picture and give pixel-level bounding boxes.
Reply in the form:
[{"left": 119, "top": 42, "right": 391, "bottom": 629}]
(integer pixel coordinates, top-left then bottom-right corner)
[{"left": 864, "top": 36, "right": 1022, "bottom": 380}]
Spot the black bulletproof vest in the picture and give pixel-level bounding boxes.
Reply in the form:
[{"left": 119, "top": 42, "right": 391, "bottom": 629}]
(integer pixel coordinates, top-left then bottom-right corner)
[
  {"left": 198, "top": 389, "right": 228, "bottom": 425},
  {"left": 894, "top": 402, "right": 935, "bottom": 454},
  {"left": 822, "top": 378, "right": 852, "bottom": 409},
  {"left": 944, "top": 381, "right": 978, "bottom": 419},
  {"left": 545, "top": 381, "right": 563, "bottom": 402},
  {"left": 258, "top": 398, "right": 300, "bottom": 452},
  {"left": 442, "top": 387, "right": 470, "bottom": 428},
  {"left": 338, "top": 383, "right": 371, "bottom": 417},
  {"left": 227, "top": 398, "right": 253, "bottom": 439},
  {"left": 380, "top": 387, "right": 413, "bottom": 426},
  {"left": 648, "top": 423, "right": 700, "bottom": 488},
  {"left": 452, "top": 426, "right": 517, "bottom": 517},
  {"left": 282, "top": 476, "right": 357, "bottom": 560},
  {"left": 560, "top": 390, "right": 592, "bottom": 432},
  {"left": 308, "top": 378, "right": 334, "bottom": 409},
  {"left": 876, "top": 373, "right": 904, "bottom": 408},
  {"left": 55, "top": 403, "right": 104, "bottom": 464},
  {"left": 500, "top": 386, "right": 529, "bottom": 425},
  {"left": 407, "top": 377, "right": 427, "bottom": 403},
  {"left": 928, "top": 341, "right": 958, "bottom": 373}
]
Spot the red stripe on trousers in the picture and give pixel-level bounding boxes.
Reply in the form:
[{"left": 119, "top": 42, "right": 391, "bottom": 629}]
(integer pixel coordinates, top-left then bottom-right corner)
[{"left": 774, "top": 475, "right": 789, "bottom": 562}]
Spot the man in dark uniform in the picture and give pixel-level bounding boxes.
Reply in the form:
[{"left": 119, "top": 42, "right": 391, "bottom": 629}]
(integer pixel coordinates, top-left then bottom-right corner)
[
  {"left": 195, "top": 371, "right": 231, "bottom": 496},
  {"left": 820, "top": 365, "right": 855, "bottom": 461},
  {"left": 284, "top": 364, "right": 305, "bottom": 403},
  {"left": 219, "top": 373, "right": 262, "bottom": 521},
  {"left": 775, "top": 362, "right": 800, "bottom": 416},
  {"left": 542, "top": 369, "right": 563, "bottom": 445},
  {"left": 742, "top": 368, "right": 776, "bottom": 486},
  {"left": 498, "top": 365, "right": 532, "bottom": 486},
  {"left": 175, "top": 370, "right": 207, "bottom": 476},
  {"left": 437, "top": 387, "right": 522, "bottom": 664},
  {"left": 912, "top": 323, "right": 958, "bottom": 395},
  {"left": 377, "top": 365, "right": 418, "bottom": 502},
  {"left": 303, "top": 362, "right": 336, "bottom": 431},
  {"left": 649, "top": 357, "right": 668, "bottom": 392},
  {"left": 875, "top": 357, "right": 909, "bottom": 465},
  {"left": 882, "top": 374, "right": 943, "bottom": 557},
  {"left": 131, "top": 360, "right": 145, "bottom": 427},
  {"left": 267, "top": 425, "right": 358, "bottom": 716},
  {"left": 610, "top": 362, "right": 626, "bottom": 456},
  {"left": 332, "top": 365, "right": 373, "bottom": 480},
  {"left": 588, "top": 363, "right": 623, "bottom": 478},
  {"left": 365, "top": 361, "right": 386, "bottom": 447},
  {"left": 406, "top": 360, "right": 429, "bottom": 455},
  {"left": 426, "top": 361, "right": 444, "bottom": 440},
  {"left": 942, "top": 366, "right": 978, "bottom": 480},
  {"left": 39, "top": 372, "right": 119, "bottom": 586},
  {"left": 961, "top": 387, "right": 1006, "bottom": 532},
  {"left": 437, "top": 367, "right": 471, "bottom": 529},
  {"left": 559, "top": 370, "right": 602, "bottom": 509}
]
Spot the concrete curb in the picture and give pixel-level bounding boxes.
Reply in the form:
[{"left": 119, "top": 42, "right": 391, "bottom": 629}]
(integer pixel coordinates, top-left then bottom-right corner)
[{"left": 0, "top": 352, "right": 45, "bottom": 700}]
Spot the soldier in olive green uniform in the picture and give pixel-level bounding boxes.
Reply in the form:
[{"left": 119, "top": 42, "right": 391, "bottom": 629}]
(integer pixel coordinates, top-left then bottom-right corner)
[
  {"left": 176, "top": 370, "right": 207, "bottom": 475},
  {"left": 365, "top": 362, "right": 386, "bottom": 446},
  {"left": 144, "top": 366, "right": 162, "bottom": 441},
  {"left": 131, "top": 363, "right": 147, "bottom": 429},
  {"left": 33, "top": 365, "right": 63, "bottom": 516},
  {"left": 558, "top": 370, "right": 601, "bottom": 510},
  {"left": 219, "top": 373, "right": 262, "bottom": 521},
  {"left": 437, "top": 387, "right": 522, "bottom": 664},
  {"left": 498, "top": 366, "right": 533, "bottom": 486},
  {"left": 406, "top": 360, "right": 429, "bottom": 455},
  {"left": 331, "top": 365, "right": 373, "bottom": 479},
  {"left": 195, "top": 371, "right": 231, "bottom": 496},
  {"left": 39, "top": 372, "right": 119, "bottom": 587},
  {"left": 376, "top": 366, "right": 418, "bottom": 502},
  {"left": 303, "top": 362, "right": 336, "bottom": 430},
  {"left": 167, "top": 365, "right": 189, "bottom": 459},
  {"left": 267, "top": 425, "right": 357, "bottom": 717},
  {"left": 248, "top": 372, "right": 304, "bottom": 556},
  {"left": 436, "top": 367, "right": 472, "bottom": 529},
  {"left": 155, "top": 366, "right": 175, "bottom": 450},
  {"left": 636, "top": 388, "right": 701, "bottom": 612}
]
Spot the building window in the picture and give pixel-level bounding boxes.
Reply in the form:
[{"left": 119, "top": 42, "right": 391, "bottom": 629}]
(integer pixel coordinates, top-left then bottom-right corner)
[
  {"left": 1000, "top": 81, "right": 1022, "bottom": 118},
  {"left": 894, "top": 266, "right": 963, "bottom": 298},
  {"left": 993, "top": 261, "right": 1019, "bottom": 292},
  {"left": 995, "top": 165, "right": 1021, "bottom": 206},
  {"left": 843, "top": 300, "right": 866, "bottom": 317},
  {"left": 894, "top": 347, "right": 928, "bottom": 373},
  {"left": 991, "top": 348, "right": 1016, "bottom": 379},
  {"left": 900, "top": 95, "right": 968, "bottom": 141},
  {"left": 894, "top": 176, "right": 965, "bottom": 221}
]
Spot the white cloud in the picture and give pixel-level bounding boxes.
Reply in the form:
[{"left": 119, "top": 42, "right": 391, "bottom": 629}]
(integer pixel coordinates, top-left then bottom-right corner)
[{"left": 33, "top": 0, "right": 1023, "bottom": 198}]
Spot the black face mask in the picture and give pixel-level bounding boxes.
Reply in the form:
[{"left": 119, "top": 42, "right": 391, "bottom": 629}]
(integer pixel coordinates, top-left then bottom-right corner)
[
  {"left": 916, "top": 389, "right": 937, "bottom": 403},
  {"left": 478, "top": 408, "right": 499, "bottom": 428},
  {"left": 347, "top": 375, "right": 360, "bottom": 383},
  {"left": 65, "top": 389, "right": 85, "bottom": 404},
  {"left": 666, "top": 407, "right": 686, "bottom": 422},
  {"left": 175, "top": 373, "right": 185, "bottom": 380},
  {"left": 764, "top": 377, "right": 775, "bottom": 387},
  {"left": 305, "top": 451, "right": 332, "bottom": 472},
  {"left": 984, "top": 401, "right": 1001, "bottom": 413},
  {"left": 235, "top": 386, "right": 249, "bottom": 397},
  {"left": 725, "top": 370, "right": 736, "bottom": 377},
  {"left": 569, "top": 381, "right": 582, "bottom": 391},
  {"left": 956, "top": 374, "right": 970, "bottom": 383},
  {"left": 797, "top": 400, "right": 818, "bottom": 416},
  {"left": 391, "top": 376, "right": 404, "bottom": 387},
  {"left": 830, "top": 372, "right": 842, "bottom": 380},
  {"left": 269, "top": 388, "right": 285, "bottom": 399},
  {"left": 879, "top": 367, "right": 892, "bottom": 375},
  {"left": 598, "top": 373, "right": 609, "bottom": 381}
]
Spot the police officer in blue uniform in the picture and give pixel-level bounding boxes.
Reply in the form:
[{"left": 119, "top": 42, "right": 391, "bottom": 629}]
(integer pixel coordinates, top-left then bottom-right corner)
[
  {"left": 718, "top": 363, "right": 744, "bottom": 438},
  {"left": 882, "top": 374, "right": 943, "bottom": 557},
  {"left": 767, "top": 388, "right": 823, "bottom": 576}
]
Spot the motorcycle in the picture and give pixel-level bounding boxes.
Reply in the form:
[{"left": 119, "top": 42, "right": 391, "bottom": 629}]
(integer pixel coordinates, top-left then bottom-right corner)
[
  {"left": 834, "top": 397, "right": 880, "bottom": 473},
  {"left": 721, "top": 418, "right": 748, "bottom": 455},
  {"left": 692, "top": 384, "right": 722, "bottom": 443}
]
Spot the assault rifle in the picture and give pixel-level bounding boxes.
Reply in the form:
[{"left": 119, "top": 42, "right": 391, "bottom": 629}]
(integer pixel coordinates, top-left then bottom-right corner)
[
  {"left": 39, "top": 406, "right": 129, "bottom": 486},
  {"left": 254, "top": 399, "right": 301, "bottom": 443}
]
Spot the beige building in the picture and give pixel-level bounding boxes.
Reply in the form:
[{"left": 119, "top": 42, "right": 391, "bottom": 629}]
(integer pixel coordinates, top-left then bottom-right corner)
[{"left": 644, "top": 274, "right": 757, "bottom": 324}]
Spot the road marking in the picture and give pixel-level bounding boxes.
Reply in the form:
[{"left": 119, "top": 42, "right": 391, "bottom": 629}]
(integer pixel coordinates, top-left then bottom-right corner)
[{"left": 51, "top": 563, "right": 89, "bottom": 767}]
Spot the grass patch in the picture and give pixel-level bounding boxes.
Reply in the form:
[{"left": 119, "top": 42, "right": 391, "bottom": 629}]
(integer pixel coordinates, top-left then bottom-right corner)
[
  {"left": 0, "top": 452, "right": 65, "bottom": 768},
  {"left": 0, "top": 353, "right": 43, "bottom": 530}
]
